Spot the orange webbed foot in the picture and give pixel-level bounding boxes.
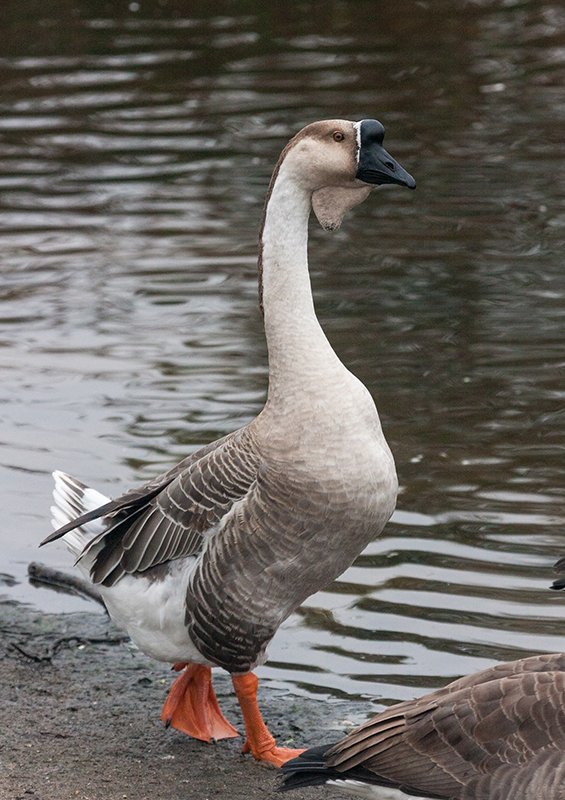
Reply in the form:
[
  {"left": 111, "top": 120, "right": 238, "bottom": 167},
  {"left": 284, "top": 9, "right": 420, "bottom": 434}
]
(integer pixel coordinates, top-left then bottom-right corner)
[
  {"left": 232, "top": 672, "right": 305, "bottom": 766},
  {"left": 242, "top": 738, "right": 306, "bottom": 767},
  {"left": 161, "top": 663, "right": 239, "bottom": 743}
]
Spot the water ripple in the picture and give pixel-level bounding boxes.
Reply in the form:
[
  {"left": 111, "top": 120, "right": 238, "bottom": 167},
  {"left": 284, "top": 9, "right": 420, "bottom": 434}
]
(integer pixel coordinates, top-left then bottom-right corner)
[{"left": 2, "top": 0, "right": 565, "bottom": 708}]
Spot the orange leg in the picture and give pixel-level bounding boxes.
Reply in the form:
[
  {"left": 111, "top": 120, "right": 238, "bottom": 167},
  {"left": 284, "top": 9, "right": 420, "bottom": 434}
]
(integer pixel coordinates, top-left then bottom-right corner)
[
  {"left": 161, "top": 663, "right": 239, "bottom": 743},
  {"left": 231, "top": 672, "right": 305, "bottom": 766}
]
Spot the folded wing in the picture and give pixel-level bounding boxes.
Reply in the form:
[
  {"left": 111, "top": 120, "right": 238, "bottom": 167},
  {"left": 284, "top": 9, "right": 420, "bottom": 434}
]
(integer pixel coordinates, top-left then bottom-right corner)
[{"left": 42, "top": 428, "right": 262, "bottom": 587}]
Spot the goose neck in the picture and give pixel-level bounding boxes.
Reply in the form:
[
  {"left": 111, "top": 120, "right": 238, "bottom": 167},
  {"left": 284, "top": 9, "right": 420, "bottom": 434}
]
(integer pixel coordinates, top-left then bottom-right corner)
[{"left": 259, "top": 163, "right": 340, "bottom": 402}]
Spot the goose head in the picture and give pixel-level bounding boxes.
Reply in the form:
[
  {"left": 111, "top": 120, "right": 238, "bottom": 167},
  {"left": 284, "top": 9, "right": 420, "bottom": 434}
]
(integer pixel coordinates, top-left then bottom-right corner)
[{"left": 280, "top": 118, "right": 415, "bottom": 231}]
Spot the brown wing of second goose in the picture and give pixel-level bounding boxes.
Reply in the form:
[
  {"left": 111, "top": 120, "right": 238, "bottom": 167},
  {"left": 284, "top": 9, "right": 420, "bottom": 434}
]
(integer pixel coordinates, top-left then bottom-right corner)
[{"left": 281, "top": 652, "right": 565, "bottom": 800}]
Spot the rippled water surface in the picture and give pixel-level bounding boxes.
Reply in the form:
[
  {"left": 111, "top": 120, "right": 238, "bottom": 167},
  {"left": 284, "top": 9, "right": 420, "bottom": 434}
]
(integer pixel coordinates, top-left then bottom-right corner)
[{"left": 2, "top": 0, "right": 565, "bottom": 711}]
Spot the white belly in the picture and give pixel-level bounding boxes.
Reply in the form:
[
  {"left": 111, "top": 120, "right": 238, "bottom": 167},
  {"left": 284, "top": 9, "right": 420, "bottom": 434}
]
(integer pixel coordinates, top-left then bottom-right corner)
[{"left": 96, "top": 558, "right": 212, "bottom": 666}]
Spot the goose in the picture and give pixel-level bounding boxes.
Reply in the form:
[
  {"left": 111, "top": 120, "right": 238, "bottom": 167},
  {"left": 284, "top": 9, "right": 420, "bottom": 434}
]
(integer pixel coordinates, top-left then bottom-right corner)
[
  {"left": 41, "top": 118, "right": 415, "bottom": 767},
  {"left": 281, "top": 652, "right": 565, "bottom": 798}
]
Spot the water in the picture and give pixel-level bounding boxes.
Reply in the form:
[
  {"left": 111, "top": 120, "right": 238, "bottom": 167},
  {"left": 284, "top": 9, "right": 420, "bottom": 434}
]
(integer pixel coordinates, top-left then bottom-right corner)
[{"left": 1, "top": 0, "right": 565, "bottom": 713}]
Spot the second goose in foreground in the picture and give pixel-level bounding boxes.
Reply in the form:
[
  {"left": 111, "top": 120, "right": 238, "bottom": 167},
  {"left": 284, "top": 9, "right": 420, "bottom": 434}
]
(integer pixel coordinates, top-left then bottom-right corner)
[
  {"left": 42, "top": 118, "right": 415, "bottom": 766},
  {"left": 281, "top": 652, "right": 565, "bottom": 798}
]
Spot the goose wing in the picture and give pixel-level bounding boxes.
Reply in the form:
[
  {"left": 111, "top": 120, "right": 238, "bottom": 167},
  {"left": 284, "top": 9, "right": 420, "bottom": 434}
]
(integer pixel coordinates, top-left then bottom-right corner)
[
  {"left": 42, "top": 428, "right": 262, "bottom": 587},
  {"left": 325, "top": 654, "right": 565, "bottom": 799}
]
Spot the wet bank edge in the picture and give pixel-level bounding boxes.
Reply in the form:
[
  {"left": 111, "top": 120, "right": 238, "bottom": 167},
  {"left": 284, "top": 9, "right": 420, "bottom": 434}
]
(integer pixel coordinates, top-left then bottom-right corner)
[{"left": 0, "top": 598, "right": 380, "bottom": 800}]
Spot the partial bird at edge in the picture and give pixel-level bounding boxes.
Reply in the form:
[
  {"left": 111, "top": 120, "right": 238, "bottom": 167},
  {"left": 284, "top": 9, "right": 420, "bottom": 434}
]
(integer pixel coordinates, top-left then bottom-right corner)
[{"left": 281, "top": 652, "right": 565, "bottom": 799}]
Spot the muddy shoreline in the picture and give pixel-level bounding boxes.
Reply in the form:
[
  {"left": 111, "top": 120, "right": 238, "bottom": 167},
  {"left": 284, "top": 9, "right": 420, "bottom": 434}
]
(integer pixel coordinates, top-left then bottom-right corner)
[{"left": 0, "top": 598, "right": 371, "bottom": 800}]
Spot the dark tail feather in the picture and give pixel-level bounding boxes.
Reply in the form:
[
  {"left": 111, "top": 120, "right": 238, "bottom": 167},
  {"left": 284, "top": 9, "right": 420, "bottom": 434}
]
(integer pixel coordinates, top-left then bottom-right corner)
[
  {"left": 280, "top": 744, "right": 433, "bottom": 797},
  {"left": 280, "top": 744, "right": 336, "bottom": 791},
  {"left": 280, "top": 744, "right": 391, "bottom": 792}
]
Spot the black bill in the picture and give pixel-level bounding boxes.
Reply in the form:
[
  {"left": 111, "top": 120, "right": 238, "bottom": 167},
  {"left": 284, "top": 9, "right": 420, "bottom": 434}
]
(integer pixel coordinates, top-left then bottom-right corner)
[{"left": 356, "top": 119, "right": 416, "bottom": 190}]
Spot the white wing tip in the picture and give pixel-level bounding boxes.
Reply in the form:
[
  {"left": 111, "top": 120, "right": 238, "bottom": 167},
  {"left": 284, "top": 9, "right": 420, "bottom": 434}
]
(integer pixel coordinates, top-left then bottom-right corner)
[{"left": 50, "top": 469, "right": 110, "bottom": 549}]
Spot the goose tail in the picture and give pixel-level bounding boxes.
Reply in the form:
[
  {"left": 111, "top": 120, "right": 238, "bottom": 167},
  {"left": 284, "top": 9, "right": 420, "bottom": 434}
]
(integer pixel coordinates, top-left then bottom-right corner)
[
  {"left": 280, "top": 745, "right": 401, "bottom": 797},
  {"left": 51, "top": 470, "right": 110, "bottom": 559},
  {"left": 280, "top": 745, "right": 336, "bottom": 791}
]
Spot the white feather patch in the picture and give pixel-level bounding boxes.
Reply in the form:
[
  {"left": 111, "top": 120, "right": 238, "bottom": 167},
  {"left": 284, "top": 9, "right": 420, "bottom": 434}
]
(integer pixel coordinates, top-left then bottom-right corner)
[
  {"left": 353, "top": 120, "right": 362, "bottom": 161},
  {"left": 50, "top": 472, "right": 212, "bottom": 664},
  {"left": 51, "top": 470, "right": 110, "bottom": 558},
  {"left": 327, "top": 779, "right": 415, "bottom": 799}
]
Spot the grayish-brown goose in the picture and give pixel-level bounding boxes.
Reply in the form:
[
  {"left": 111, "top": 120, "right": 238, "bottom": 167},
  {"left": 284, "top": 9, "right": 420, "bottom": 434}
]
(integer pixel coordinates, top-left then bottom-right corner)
[
  {"left": 281, "top": 652, "right": 565, "bottom": 797},
  {"left": 41, "top": 118, "right": 415, "bottom": 766}
]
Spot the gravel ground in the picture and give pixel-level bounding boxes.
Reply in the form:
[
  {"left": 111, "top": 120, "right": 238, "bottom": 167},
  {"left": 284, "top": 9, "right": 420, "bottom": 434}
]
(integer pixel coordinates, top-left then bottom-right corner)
[{"left": 0, "top": 597, "right": 378, "bottom": 800}]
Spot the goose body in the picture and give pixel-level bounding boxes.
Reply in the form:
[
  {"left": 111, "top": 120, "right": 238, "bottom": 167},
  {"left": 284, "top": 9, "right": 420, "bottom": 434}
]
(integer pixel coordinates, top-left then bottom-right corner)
[
  {"left": 43, "top": 118, "right": 415, "bottom": 765},
  {"left": 281, "top": 652, "right": 565, "bottom": 798}
]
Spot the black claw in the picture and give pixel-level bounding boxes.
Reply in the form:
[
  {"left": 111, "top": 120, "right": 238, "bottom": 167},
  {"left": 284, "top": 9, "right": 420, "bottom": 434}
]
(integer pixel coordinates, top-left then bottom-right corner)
[{"left": 165, "top": 717, "right": 171, "bottom": 728}]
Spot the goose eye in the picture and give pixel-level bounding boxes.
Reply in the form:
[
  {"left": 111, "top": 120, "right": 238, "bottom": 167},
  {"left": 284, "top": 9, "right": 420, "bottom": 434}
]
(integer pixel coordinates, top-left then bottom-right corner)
[{"left": 332, "top": 131, "right": 345, "bottom": 142}]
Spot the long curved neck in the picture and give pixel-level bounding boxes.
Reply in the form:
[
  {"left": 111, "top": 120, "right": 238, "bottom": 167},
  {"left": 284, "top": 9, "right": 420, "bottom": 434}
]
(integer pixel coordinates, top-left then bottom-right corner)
[{"left": 259, "top": 161, "right": 343, "bottom": 406}]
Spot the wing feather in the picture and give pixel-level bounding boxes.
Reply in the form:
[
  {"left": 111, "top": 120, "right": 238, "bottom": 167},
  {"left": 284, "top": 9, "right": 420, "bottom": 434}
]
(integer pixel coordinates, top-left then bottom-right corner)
[
  {"left": 46, "top": 428, "right": 261, "bottom": 587},
  {"left": 324, "top": 655, "right": 565, "bottom": 799}
]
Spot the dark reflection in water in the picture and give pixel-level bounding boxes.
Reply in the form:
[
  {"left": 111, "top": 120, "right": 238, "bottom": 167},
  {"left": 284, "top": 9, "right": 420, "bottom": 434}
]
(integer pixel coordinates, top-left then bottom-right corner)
[{"left": 1, "top": 0, "right": 565, "bottom": 710}]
